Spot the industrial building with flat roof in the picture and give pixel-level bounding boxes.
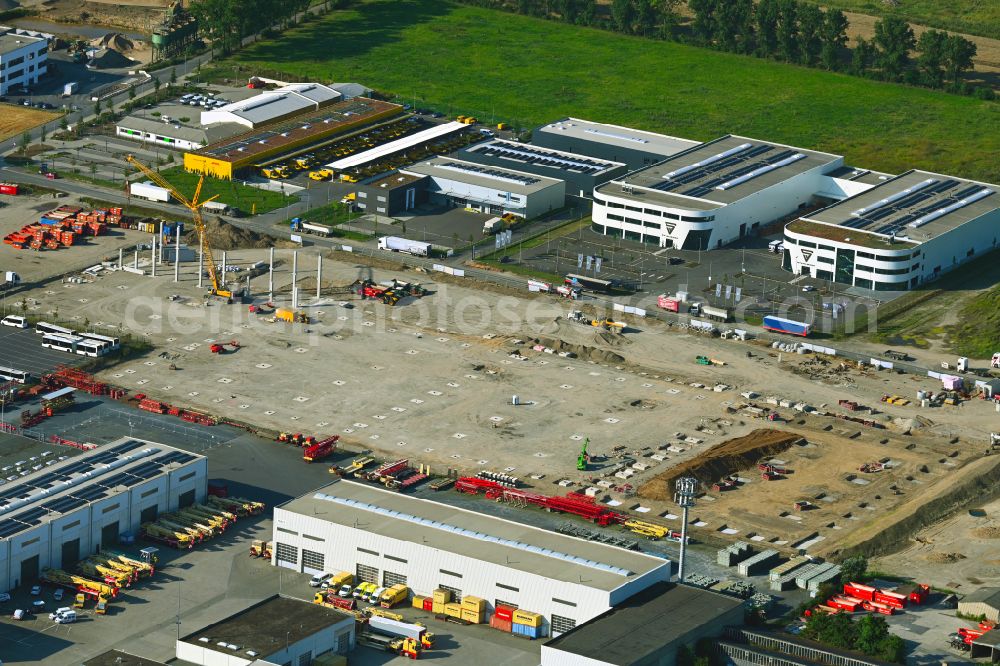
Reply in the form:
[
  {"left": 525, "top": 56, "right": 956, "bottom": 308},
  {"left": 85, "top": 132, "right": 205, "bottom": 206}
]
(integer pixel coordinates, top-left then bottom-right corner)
[
  {"left": 784, "top": 169, "right": 999, "bottom": 291},
  {"left": 183, "top": 97, "right": 403, "bottom": 179},
  {"left": 273, "top": 479, "right": 671, "bottom": 637},
  {"left": 116, "top": 107, "right": 246, "bottom": 152},
  {"left": 177, "top": 595, "right": 355, "bottom": 666},
  {"left": 459, "top": 138, "right": 627, "bottom": 196},
  {"left": 592, "top": 135, "right": 843, "bottom": 250},
  {"left": 541, "top": 582, "right": 744, "bottom": 666},
  {"left": 325, "top": 120, "right": 468, "bottom": 172},
  {"left": 201, "top": 82, "right": 341, "bottom": 129},
  {"left": 355, "top": 171, "right": 428, "bottom": 216},
  {"left": 0, "top": 26, "right": 49, "bottom": 95},
  {"left": 82, "top": 650, "right": 168, "bottom": 666},
  {"left": 0, "top": 437, "right": 206, "bottom": 591},
  {"left": 401, "top": 156, "right": 566, "bottom": 219},
  {"left": 534, "top": 118, "right": 699, "bottom": 170}
]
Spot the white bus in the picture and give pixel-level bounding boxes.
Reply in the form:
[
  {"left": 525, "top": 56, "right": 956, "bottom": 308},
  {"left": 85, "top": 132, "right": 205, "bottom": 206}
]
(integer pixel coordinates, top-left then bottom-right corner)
[
  {"left": 79, "top": 332, "right": 120, "bottom": 351},
  {"left": 0, "top": 366, "right": 30, "bottom": 384},
  {"left": 41, "top": 333, "right": 82, "bottom": 354},
  {"left": 36, "top": 321, "right": 76, "bottom": 337},
  {"left": 75, "top": 338, "right": 108, "bottom": 358}
]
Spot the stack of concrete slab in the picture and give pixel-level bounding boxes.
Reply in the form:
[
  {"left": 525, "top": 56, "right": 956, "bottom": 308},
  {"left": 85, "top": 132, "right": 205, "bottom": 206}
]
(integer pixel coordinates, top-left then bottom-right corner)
[
  {"left": 795, "top": 561, "right": 838, "bottom": 589},
  {"left": 738, "top": 549, "right": 780, "bottom": 577},
  {"left": 807, "top": 565, "right": 842, "bottom": 592},
  {"left": 717, "top": 541, "right": 753, "bottom": 567},
  {"left": 768, "top": 556, "right": 810, "bottom": 591}
]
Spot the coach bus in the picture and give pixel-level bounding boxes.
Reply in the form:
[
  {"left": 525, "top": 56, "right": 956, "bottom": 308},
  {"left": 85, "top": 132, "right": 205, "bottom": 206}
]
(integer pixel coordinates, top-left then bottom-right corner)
[
  {"left": 75, "top": 338, "right": 109, "bottom": 358},
  {"left": 41, "top": 333, "right": 83, "bottom": 354},
  {"left": 79, "top": 332, "right": 120, "bottom": 352},
  {"left": 35, "top": 321, "right": 76, "bottom": 337},
  {"left": 0, "top": 366, "right": 30, "bottom": 384}
]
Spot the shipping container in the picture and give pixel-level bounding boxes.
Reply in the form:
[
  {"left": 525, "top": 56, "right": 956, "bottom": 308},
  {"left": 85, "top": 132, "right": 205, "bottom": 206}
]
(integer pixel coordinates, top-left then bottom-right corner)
[
  {"left": 494, "top": 605, "right": 515, "bottom": 622},
  {"left": 657, "top": 295, "right": 680, "bottom": 312},
  {"left": 0, "top": 183, "right": 19, "bottom": 195},
  {"left": 512, "top": 609, "right": 543, "bottom": 627},
  {"left": 763, "top": 315, "right": 810, "bottom": 337},
  {"left": 489, "top": 614, "right": 512, "bottom": 632}
]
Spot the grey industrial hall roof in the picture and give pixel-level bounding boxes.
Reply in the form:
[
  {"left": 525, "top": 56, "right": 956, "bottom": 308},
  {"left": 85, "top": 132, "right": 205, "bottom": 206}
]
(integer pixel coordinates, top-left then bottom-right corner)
[
  {"left": 465, "top": 139, "right": 625, "bottom": 176},
  {"left": 961, "top": 587, "right": 1000, "bottom": 608},
  {"left": 0, "top": 437, "right": 202, "bottom": 541},
  {"left": 118, "top": 112, "right": 245, "bottom": 145},
  {"left": 974, "top": 629, "right": 1000, "bottom": 647},
  {"left": 802, "top": 169, "right": 999, "bottom": 244},
  {"left": 82, "top": 649, "right": 168, "bottom": 666},
  {"left": 0, "top": 30, "right": 46, "bottom": 56},
  {"left": 180, "top": 595, "right": 351, "bottom": 657},
  {"left": 543, "top": 582, "right": 743, "bottom": 664},
  {"left": 599, "top": 135, "right": 840, "bottom": 210},
  {"left": 280, "top": 479, "right": 669, "bottom": 592},
  {"left": 363, "top": 171, "right": 426, "bottom": 190},
  {"left": 207, "top": 83, "right": 340, "bottom": 126},
  {"left": 537, "top": 118, "right": 698, "bottom": 157},
  {"left": 402, "top": 156, "right": 564, "bottom": 196}
]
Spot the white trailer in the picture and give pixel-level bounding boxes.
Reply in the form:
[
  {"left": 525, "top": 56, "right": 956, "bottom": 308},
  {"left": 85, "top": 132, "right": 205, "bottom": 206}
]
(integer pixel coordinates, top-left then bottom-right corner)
[
  {"left": 368, "top": 615, "right": 426, "bottom": 641},
  {"left": 378, "top": 236, "right": 431, "bottom": 257},
  {"left": 302, "top": 222, "right": 332, "bottom": 237},
  {"left": 201, "top": 200, "right": 229, "bottom": 215},
  {"left": 483, "top": 216, "right": 503, "bottom": 235},
  {"left": 62, "top": 82, "right": 79, "bottom": 97},
  {"left": 130, "top": 182, "right": 171, "bottom": 203},
  {"left": 2, "top": 271, "right": 20, "bottom": 289}
]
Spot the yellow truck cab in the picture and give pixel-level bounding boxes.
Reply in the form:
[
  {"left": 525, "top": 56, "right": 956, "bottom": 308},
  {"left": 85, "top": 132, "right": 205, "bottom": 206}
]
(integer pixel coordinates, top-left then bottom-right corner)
[{"left": 379, "top": 583, "right": 409, "bottom": 608}]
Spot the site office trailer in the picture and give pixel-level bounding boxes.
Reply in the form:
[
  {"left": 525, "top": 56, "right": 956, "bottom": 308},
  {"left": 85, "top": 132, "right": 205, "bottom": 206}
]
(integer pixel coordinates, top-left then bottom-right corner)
[{"left": 272, "top": 506, "right": 671, "bottom": 636}]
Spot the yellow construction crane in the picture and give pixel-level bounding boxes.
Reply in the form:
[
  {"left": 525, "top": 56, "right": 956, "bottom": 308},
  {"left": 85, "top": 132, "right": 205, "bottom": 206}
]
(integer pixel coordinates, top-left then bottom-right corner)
[{"left": 124, "top": 155, "right": 232, "bottom": 299}]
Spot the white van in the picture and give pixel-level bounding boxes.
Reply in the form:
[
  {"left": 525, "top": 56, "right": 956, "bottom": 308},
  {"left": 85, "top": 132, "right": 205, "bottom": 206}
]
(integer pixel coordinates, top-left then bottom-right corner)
[
  {"left": 1, "top": 315, "right": 27, "bottom": 329},
  {"left": 309, "top": 573, "right": 333, "bottom": 588}
]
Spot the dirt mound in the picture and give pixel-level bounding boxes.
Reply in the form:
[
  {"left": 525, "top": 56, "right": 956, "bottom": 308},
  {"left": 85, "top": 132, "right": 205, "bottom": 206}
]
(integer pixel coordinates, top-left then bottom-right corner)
[
  {"left": 638, "top": 429, "right": 804, "bottom": 501},
  {"left": 972, "top": 525, "right": 1000, "bottom": 539},
  {"left": 184, "top": 217, "right": 297, "bottom": 251},
  {"left": 534, "top": 335, "right": 625, "bottom": 365},
  {"left": 926, "top": 552, "right": 967, "bottom": 563}
]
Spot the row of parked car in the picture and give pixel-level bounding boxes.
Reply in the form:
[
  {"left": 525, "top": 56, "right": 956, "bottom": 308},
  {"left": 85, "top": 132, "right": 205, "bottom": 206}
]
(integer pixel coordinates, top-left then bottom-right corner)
[
  {"left": 309, "top": 572, "right": 395, "bottom": 604},
  {"left": 179, "top": 93, "right": 228, "bottom": 108}
]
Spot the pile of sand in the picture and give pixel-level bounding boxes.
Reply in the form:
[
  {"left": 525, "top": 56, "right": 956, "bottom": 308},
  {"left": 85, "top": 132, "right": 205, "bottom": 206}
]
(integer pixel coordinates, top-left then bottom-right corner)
[
  {"left": 926, "top": 552, "right": 967, "bottom": 563},
  {"left": 972, "top": 525, "right": 1000, "bottom": 539},
  {"left": 91, "top": 32, "right": 135, "bottom": 52},
  {"left": 638, "top": 429, "right": 805, "bottom": 501},
  {"left": 184, "top": 217, "right": 297, "bottom": 251}
]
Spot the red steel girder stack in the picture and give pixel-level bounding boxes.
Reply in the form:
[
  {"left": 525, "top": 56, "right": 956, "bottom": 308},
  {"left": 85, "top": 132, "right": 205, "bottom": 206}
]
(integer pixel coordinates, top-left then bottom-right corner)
[{"left": 51, "top": 365, "right": 109, "bottom": 396}]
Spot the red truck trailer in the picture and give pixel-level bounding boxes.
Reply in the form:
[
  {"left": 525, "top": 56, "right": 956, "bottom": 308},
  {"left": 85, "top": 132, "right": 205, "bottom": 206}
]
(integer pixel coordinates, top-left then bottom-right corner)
[{"left": 303, "top": 435, "right": 340, "bottom": 463}]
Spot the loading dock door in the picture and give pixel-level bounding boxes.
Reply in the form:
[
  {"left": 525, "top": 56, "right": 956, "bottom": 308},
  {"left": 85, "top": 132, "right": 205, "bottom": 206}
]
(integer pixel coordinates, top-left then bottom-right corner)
[
  {"left": 301, "top": 549, "right": 325, "bottom": 576},
  {"left": 275, "top": 542, "right": 298, "bottom": 570},
  {"left": 140, "top": 505, "right": 158, "bottom": 524},
  {"left": 178, "top": 489, "right": 196, "bottom": 508},
  {"left": 356, "top": 564, "right": 379, "bottom": 584},
  {"left": 19, "top": 555, "right": 39, "bottom": 586},
  {"left": 101, "top": 521, "right": 120, "bottom": 549},
  {"left": 61, "top": 538, "right": 81, "bottom": 569}
]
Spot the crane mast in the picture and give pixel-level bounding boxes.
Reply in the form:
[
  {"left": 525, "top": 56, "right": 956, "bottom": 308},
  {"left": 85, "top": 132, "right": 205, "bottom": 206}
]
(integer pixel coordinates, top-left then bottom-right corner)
[{"left": 124, "top": 155, "right": 231, "bottom": 299}]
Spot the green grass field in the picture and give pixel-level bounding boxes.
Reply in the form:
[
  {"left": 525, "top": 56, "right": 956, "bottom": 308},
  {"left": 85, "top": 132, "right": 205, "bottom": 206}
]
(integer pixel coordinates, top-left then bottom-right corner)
[
  {"left": 157, "top": 167, "right": 297, "bottom": 214},
  {"left": 798, "top": 0, "right": 1000, "bottom": 40},
  {"left": 233, "top": 0, "right": 1000, "bottom": 184}
]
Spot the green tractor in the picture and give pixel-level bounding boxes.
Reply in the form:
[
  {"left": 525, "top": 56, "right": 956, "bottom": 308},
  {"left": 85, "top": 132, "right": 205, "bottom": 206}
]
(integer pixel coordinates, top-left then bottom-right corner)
[{"left": 577, "top": 438, "right": 591, "bottom": 471}]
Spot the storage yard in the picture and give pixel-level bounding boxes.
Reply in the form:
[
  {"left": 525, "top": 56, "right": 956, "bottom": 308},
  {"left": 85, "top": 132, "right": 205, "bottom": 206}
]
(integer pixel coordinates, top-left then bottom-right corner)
[{"left": 3, "top": 238, "right": 997, "bottom": 579}]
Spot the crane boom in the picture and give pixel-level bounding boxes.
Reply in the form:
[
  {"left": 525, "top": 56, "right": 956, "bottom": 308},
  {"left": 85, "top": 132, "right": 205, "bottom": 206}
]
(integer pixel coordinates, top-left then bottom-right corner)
[{"left": 124, "top": 155, "right": 230, "bottom": 298}]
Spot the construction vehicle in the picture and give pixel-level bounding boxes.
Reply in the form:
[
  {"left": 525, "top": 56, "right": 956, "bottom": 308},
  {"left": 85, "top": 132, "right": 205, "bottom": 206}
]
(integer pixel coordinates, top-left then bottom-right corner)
[
  {"left": 141, "top": 522, "right": 195, "bottom": 548},
  {"left": 76, "top": 562, "right": 130, "bottom": 588},
  {"left": 695, "top": 355, "right": 712, "bottom": 366},
  {"left": 340, "top": 173, "right": 359, "bottom": 183},
  {"left": 102, "top": 550, "right": 157, "bottom": 576},
  {"left": 274, "top": 308, "right": 310, "bottom": 323},
  {"left": 331, "top": 455, "right": 374, "bottom": 476},
  {"left": 304, "top": 435, "right": 340, "bottom": 463},
  {"left": 623, "top": 519, "right": 672, "bottom": 540},
  {"left": 177, "top": 507, "right": 227, "bottom": 531},
  {"left": 73, "top": 593, "right": 86, "bottom": 609},
  {"left": 90, "top": 556, "right": 140, "bottom": 582},
  {"left": 210, "top": 340, "right": 241, "bottom": 354},
  {"left": 250, "top": 540, "right": 273, "bottom": 558},
  {"left": 313, "top": 590, "right": 356, "bottom": 611},
  {"left": 309, "top": 169, "right": 333, "bottom": 181},
  {"left": 41, "top": 569, "right": 119, "bottom": 599},
  {"left": 462, "top": 116, "right": 477, "bottom": 124},
  {"left": 357, "top": 279, "right": 401, "bottom": 305},
  {"left": 94, "top": 595, "right": 108, "bottom": 614},
  {"left": 577, "top": 438, "right": 590, "bottom": 471},
  {"left": 126, "top": 155, "right": 232, "bottom": 300},
  {"left": 497, "top": 122, "right": 509, "bottom": 130},
  {"left": 367, "top": 614, "right": 432, "bottom": 652},
  {"left": 208, "top": 495, "right": 265, "bottom": 516}
]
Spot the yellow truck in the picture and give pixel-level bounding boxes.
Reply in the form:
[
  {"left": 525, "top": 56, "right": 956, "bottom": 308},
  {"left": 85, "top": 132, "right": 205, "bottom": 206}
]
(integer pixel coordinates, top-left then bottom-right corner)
[
  {"left": 379, "top": 583, "right": 409, "bottom": 608},
  {"left": 340, "top": 173, "right": 359, "bottom": 183},
  {"left": 309, "top": 169, "right": 333, "bottom": 181},
  {"left": 327, "top": 571, "right": 353, "bottom": 590}
]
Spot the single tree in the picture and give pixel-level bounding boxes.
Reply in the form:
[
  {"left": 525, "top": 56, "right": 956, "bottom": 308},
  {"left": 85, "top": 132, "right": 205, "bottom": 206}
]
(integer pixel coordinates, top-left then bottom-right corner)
[
  {"left": 850, "top": 36, "right": 876, "bottom": 76},
  {"left": 855, "top": 614, "right": 889, "bottom": 655},
  {"left": 819, "top": 9, "right": 848, "bottom": 70},
  {"left": 797, "top": 4, "right": 824, "bottom": 66},
  {"left": 655, "top": 0, "right": 683, "bottom": 39},
  {"left": 755, "top": 0, "right": 779, "bottom": 56},
  {"left": 916, "top": 29, "right": 948, "bottom": 87},
  {"left": 873, "top": 16, "right": 916, "bottom": 81},
  {"left": 633, "top": 0, "right": 656, "bottom": 37},
  {"left": 776, "top": 0, "right": 799, "bottom": 62},
  {"left": 128, "top": 85, "right": 137, "bottom": 101},
  {"left": 839, "top": 554, "right": 868, "bottom": 583},
  {"left": 59, "top": 116, "right": 68, "bottom": 132},
  {"left": 689, "top": 0, "right": 717, "bottom": 44},
  {"left": 152, "top": 76, "right": 161, "bottom": 94},
  {"left": 942, "top": 33, "right": 977, "bottom": 88},
  {"left": 611, "top": 0, "right": 635, "bottom": 34},
  {"left": 169, "top": 67, "right": 177, "bottom": 87}
]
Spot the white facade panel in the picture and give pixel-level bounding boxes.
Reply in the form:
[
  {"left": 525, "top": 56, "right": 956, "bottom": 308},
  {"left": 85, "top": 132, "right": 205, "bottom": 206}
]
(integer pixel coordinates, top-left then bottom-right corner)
[
  {"left": 0, "top": 35, "right": 49, "bottom": 96},
  {"left": 425, "top": 175, "right": 565, "bottom": 219},
  {"left": 273, "top": 508, "right": 670, "bottom": 632},
  {"left": 116, "top": 125, "right": 205, "bottom": 151},
  {"left": 541, "top": 645, "right": 614, "bottom": 666}
]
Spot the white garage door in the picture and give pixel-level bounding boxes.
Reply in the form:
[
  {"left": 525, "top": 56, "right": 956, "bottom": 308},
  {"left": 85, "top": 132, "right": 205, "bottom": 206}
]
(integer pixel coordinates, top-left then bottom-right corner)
[{"left": 275, "top": 542, "right": 298, "bottom": 570}]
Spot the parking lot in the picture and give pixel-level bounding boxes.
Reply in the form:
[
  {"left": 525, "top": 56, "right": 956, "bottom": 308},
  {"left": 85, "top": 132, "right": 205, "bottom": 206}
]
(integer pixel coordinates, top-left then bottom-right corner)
[{"left": 0, "top": 327, "right": 85, "bottom": 380}]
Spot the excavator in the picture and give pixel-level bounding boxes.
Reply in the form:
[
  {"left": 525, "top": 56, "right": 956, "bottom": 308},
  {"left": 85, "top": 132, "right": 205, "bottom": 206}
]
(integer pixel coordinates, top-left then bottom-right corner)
[
  {"left": 577, "top": 437, "right": 590, "bottom": 471},
  {"left": 124, "top": 155, "right": 233, "bottom": 301}
]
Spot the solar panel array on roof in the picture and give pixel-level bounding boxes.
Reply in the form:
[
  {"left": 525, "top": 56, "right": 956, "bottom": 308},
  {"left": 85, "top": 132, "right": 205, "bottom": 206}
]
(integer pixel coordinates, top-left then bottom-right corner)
[
  {"left": 472, "top": 141, "right": 616, "bottom": 175},
  {"left": 651, "top": 144, "right": 806, "bottom": 198},
  {"left": 836, "top": 179, "right": 989, "bottom": 235},
  {"left": 155, "top": 451, "right": 197, "bottom": 465},
  {"left": 437, "top": 161, "right": 540, "bottom": 186}
]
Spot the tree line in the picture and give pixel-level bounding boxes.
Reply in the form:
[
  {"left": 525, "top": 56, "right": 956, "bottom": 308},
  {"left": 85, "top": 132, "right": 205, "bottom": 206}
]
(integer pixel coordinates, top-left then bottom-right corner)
[
  {"left": 188, "top": 0, "right": 354, "bottom": 54},
  {"left": 455, "top": 0, "right": 990, "bottom": 99}
]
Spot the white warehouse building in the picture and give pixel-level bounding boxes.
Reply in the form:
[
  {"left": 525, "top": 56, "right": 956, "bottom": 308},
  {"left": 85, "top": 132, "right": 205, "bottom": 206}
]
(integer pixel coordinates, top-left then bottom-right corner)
[
  {"left": 273, "top": 479, "right": 672, "bottom": 637},
  {"left": 401, "top": 156, "right": 566, "bottom": 219},
  {"left": 592, "top": 135, "right": 843, "bottom": 250},
  {"left": 0, "top": 437, "right": 206, "bottom": 591},
  {"left": 0, "top": 26, "right": 49, "bottom": 96},
  {"left": 784, "top": 169, "right": 999, "bottom": 291}
]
